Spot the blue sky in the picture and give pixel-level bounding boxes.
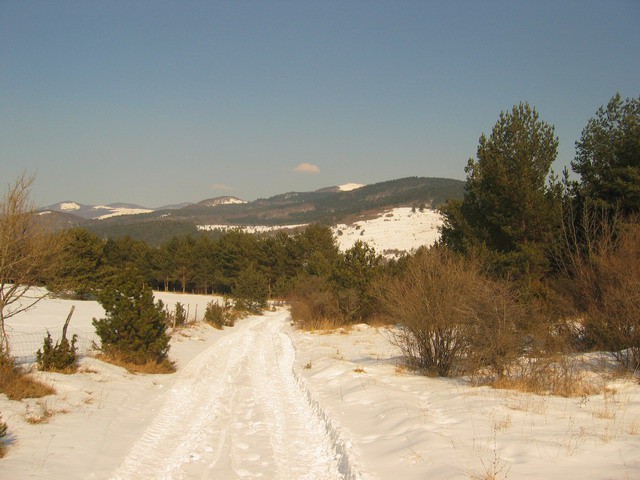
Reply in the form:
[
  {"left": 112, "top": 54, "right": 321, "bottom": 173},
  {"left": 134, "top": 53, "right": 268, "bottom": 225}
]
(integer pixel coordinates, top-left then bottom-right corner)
[{"left": 1, "top": 1, "right": 638, "bottom": 208}]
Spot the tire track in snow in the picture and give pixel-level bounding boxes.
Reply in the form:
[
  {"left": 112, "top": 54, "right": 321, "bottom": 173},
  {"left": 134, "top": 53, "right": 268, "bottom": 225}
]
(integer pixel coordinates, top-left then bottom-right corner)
[
  {"left": 111, "top": 317, "right": 261, "bottom": 480},
  {"left": 111, "top": 311, "right": 363, "bottom": 480},
  {"left": 249, "top": 317, "right": 362, "bottom": 480}
]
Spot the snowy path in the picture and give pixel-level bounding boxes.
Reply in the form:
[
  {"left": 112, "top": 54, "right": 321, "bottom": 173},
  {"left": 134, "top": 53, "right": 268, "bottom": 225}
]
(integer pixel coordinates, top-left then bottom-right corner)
[{"left": 111, "top": 311, "right": 361, "bottom": 480}]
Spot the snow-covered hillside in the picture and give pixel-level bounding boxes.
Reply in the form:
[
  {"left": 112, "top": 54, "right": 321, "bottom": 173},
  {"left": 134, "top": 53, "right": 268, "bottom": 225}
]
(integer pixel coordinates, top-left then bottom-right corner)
[
  {"left": 338, "top": 183, "right": 365, "bottom": 192},
  {"left": 92, "top": 205, "right": 154, "bottom": 220},
  {"left": 198, "top": 207, "right": 442, "bottom": 257},
  {"left": 197, "top": 196, "right": 246, "bottom": 207},
  {"left": 333, "top": 207, "right": 442, "bottom": 256},
  {"left": 43, "top": 202, "right": 153, "bottom": 220}
]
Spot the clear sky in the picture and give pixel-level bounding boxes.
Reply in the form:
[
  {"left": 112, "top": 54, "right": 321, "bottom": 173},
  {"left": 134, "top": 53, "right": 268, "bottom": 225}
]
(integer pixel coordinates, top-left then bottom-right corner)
[{"left": 1, "top": 1, "right": 639, "bottom": 208}]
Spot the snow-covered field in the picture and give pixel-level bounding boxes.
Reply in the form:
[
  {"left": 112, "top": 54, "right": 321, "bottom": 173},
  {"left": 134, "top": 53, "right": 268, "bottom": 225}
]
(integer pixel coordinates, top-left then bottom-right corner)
[
  {"left": 198, "top": 207, "right": 443, "bottom": 258},
  {"left": 1, "top": 293, "right": 640, "bottom": 479},
  {"left": 333, "top": 207, "right": 442, "bottom": 256}
]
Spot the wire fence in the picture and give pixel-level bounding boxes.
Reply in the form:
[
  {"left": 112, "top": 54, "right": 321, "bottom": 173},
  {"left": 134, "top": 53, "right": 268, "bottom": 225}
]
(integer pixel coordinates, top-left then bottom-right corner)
[{"left": 4, "top": 325, "right": 99, "bottom": 365}]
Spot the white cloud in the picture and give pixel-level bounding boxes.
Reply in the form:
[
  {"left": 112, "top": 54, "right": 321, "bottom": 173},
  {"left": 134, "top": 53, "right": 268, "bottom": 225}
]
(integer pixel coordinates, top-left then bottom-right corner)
[
  {"left": 293, "top": 163, "right": 320, "bottom": 174},
  {"left": 212, "top": 183, "right": 234, "bottom": 191}
]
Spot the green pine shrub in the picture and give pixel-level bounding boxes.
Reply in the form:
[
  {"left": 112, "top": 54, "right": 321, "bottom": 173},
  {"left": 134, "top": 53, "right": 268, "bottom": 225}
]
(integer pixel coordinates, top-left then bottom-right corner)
[
  {"left": 36, "top": 331, "right": 78, "bottom": 373},
  {"left": 166, "top": 302, "right": 187, "bottom": 327},
  {"left": 93, "top": 270, "right": 171, "bottom": 366},
  {"left": 204, "top": 299, "right": 236, "bottom": 329},
  {"left": 232, "top": 265, "right": 269, "bottom": 313}
]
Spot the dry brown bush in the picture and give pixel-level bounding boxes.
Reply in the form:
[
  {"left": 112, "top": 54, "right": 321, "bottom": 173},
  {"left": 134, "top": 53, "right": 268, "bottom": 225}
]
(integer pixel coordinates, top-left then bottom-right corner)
[
  {"left": 490, "top": 354, "right": 603, "bottom": 397},
  {"left": 0, "top": 352, "right": 55, "bottom": 400},
  {"left": 557, "top": 204, "right": 640, "bottom": 370},
  {"left": 466, "top": 276, "right": 525, "bottom": 379},
  {"left": 289, "top": 275, "right": 343, "bottom": 331},
  {"left": 376, "top": 247, "right": 480, "bottom": 376}
]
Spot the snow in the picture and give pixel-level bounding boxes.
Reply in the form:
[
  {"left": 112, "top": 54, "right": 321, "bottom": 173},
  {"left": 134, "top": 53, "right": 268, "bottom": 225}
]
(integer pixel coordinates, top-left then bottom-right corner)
[
  {"left": 2, "top": 293, "right": 639, "bottom": 479},
  {"left": 333, "top": 207, "right": 443, "bottom": 257},
  {"left": 198, "top": 207, "right": 441, "bottom": 258},
  {"left": 200, "top": 197, "right": 247, "bottom": 207},
  {"left": 94, "top": 206, "right": 154, "bottom": 220},
  {"left": 59, "top": 202, "right": 80, "bottom": 211},
  {"left": 198, "top": 224, "right": 308, "bottom": 233},
  {"left": 338, "top": 183, "right": 365, "bottom": 192}
]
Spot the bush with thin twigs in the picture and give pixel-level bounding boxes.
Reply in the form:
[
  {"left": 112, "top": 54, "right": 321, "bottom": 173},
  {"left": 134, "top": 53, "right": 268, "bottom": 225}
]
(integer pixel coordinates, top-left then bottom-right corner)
[
  {"left": 36, "top": 331, "right": 79, "bottom": 373},
  {"left": 376, "top": 247, "right": 480, "bottom": 376},
  {"left": 289, "top": 275, "right": 343, "bottom": 331},
  {"left": 466, "top": 277, "right": 525, "bottom": 380},
  {"left": 556, "top": 204, "right": 640, "bottom": 371},
  {"left": 489, "top": 354, "right": 603, "bottom": 398}
]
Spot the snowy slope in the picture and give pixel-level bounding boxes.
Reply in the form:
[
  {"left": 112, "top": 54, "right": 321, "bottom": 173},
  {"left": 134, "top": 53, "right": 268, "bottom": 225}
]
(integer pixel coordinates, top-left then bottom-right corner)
[
  {"left": 198, "top": 207, "right": 442, "bottom": 258},
  {"left": 333, "top": 207, "right": 442, "bottom": 256}
]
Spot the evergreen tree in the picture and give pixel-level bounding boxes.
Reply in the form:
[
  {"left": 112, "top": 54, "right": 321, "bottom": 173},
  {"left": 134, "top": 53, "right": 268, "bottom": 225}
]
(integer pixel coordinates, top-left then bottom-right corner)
[
  {"left": 572, "top": 93, "right": 640, "bottom": 216},
  {"left": 330, "top": 240, "right": 382, "bottom": 322},
  {"left": 441, "top": 102, "right": 561, "bottom": 280},
  {"left": 46, "top": 228, "right": 105, "bottom": 298},
  {"left": 232, "top": 264, "right": 269, "bottom": 313},
  {"left": 93, "top": 270, "right": 170, "bottom": 364}
]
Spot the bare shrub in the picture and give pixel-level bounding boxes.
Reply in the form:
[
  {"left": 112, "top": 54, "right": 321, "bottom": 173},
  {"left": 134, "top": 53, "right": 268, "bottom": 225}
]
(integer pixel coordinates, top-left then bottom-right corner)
[
  {"left": 491, "top": 354, "right": 602, "bottom": 397},
  {"left": 289, "top": 275, "right": 342, "bottom": 331},
  {"left": 584, "top": 223, "right": 640, "bottom": 370},
  {"left": 557, "top": 203, "right": 640, "bottom": 371},
  {"left": 377, "top": 248, "right": 478, "bottom": 376},
  {"left": 467, "top": 277, "right": 525, "bottom": 379},
  {"left": 0, "top": 174, "right": 63, "bottom": 350}
]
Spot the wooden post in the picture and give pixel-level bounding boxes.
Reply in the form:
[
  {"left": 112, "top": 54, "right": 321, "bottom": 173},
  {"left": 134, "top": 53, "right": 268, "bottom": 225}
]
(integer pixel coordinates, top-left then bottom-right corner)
[{"left": 62, "top": 306, "right": 75, "bottom": 340}]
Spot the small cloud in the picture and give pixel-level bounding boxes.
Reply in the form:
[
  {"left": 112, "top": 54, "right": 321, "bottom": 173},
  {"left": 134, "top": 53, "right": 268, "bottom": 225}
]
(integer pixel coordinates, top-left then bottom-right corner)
[
  {"left": 293, "top": 163, "right": 320, "bottom": 174},
  {"left": 212, "top": 183, "right": 234, "bottom": 192}
]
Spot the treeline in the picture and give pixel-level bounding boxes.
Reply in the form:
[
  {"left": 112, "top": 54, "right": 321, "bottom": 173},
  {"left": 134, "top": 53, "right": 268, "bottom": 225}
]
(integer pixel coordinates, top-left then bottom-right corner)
[{"left": 45, "top": 224, "right": 344, "bottom": 301}]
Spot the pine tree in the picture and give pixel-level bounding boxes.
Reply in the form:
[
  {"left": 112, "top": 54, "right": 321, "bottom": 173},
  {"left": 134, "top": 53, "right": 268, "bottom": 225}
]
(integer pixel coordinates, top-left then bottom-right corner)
[
  {"left": 330, "top": 240, "right": 382, "bottom": 322},
  {"left": 572, "top": 93, "right": 640, "bottom": 216},
  {"left": 93, "top": 270, "right": 170, "bottom": 364},
  {"left": 232, "top": 265, "right": 269, "bottom": 313},
  {"left": 441, "top": 102, "right": 561, "bottom": 281}
]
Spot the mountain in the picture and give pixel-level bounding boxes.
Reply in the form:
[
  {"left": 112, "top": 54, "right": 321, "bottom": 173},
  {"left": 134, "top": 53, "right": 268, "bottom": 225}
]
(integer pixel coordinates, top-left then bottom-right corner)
[
  {"left": 192, "top": 196, "right": 247, "bottom": 208},
  {"left": 43, "top": 201, "right": 153, "bottom": 220},
  {"left": 39, "top": 176, "right": 465, "bottom": 245}
]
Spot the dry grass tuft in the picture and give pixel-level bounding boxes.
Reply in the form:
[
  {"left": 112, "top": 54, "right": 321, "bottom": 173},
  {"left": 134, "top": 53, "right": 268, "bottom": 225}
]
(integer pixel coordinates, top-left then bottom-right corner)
[
  {"left": 489, "top": 356, "right": 604, "bottom": 398},
  {"left": 96, "top": 353, "right": 176, "bottom": 374},
  {"left": 0, "top": 356, "right": 55, "bottom": 400}
]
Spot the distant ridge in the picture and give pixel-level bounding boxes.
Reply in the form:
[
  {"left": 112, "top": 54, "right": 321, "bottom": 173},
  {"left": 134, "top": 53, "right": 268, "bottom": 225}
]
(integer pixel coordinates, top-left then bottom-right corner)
[
  {"left": 43, "top": 201, "right": 153, "bottom": 220},
  {"left": 192, "top": 196, "right": 247, "bottom": 208},
  {"left": 39, "top": 176, "right": 465, "bottom": 245}
]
